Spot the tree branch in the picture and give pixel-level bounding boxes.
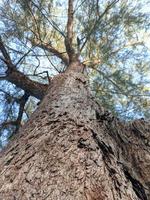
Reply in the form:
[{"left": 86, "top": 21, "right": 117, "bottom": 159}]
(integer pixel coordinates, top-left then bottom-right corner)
[
  {"left": 31, "top": 41, "right": 69, "bottom": 65},
  {"left": 80, "top": 0, "right": 119, "bottom": 52},
  {"left": 15, "top": 48, "right": 33, "bottom": 66},
  {"left": 5, "top": 68, "right": 47, "bottom": 100},
  {"left": 0, "top": 36, "right": 48, "bottom": 100},
  {"left": 0, "top": 92, "right": 29, "bottom": 135},
  {"left": 0, "top": 76, "right": 7, "bottom": 80},
  {"left": 31, "top": 1, "right": 65, "bottom": 37},
  {"left": 15, "top": 93, "right": 30, "bottom": 132},
  {"left": 88, "top": 65, "right": 128, "bottom": 96},
  {"left": 65, "top": 0, "right": 76, "bottom": 62},
  {"left": 0, "top": 121, "right": 18, "bottom": 128},
  {"left": 66, "top": 0, "right": 74, "bottom": 48}
]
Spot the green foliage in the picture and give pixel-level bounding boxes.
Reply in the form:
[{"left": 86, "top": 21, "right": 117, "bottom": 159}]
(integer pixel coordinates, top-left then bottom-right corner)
[{"left": 76, "top": 0, "right": 150, "bottom": 119}]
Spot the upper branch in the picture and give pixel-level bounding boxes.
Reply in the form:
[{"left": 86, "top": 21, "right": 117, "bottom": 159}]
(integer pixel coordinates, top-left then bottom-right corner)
[
  {"left": 31, "top": 40, "right": 69, "bottom": 66},
  {"left": 65, "top": 0, "right": 76, "bottom": 62},
  {"left": 67, "top": 0, "right": 74, "bottom": 47},
  {"left": 80, "top": 0, "right": 119, "bottom": 52},
  {"left": 31, "top": 1, "right": 65, "bottom": 37}
]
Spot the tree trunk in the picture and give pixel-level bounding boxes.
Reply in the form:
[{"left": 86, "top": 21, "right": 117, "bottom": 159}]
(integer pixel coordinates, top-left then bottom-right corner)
[{"left": 0, "top": 67, "right": 149, "bottom": 200}]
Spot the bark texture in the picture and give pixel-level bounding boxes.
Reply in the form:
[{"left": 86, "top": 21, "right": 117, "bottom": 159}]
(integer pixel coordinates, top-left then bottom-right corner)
[
  {"left": 6, "top": 67, "right": 48, "bottom": 100},
  {"left": 0, "top": 68, "right": 149, "bottom": 200}
]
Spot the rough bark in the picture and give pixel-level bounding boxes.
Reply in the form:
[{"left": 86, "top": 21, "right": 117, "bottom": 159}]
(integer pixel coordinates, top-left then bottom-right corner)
[
  {"left": 65, "top": 0, "right": 75, "bottom": 61},
  {"left": 0, "top": 65, "right": 149, "bottom": 200},
  {"left": 6, "top": 67, "right": 48, "bottom": 100}
]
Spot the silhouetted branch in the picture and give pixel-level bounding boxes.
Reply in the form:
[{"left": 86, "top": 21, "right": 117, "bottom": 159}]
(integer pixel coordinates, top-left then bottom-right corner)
[{"left": 0, "top": 36, "right": 48, "bottom": 99}]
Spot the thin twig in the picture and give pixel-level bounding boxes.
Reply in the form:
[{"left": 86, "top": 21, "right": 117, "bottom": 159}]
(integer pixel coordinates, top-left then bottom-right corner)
[{"left": 80, "top": 0, "right": 119, "bottom": 52}]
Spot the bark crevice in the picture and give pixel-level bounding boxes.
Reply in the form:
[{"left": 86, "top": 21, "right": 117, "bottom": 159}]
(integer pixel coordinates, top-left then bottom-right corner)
[
  {"left": 123, "top": 166, "right": 148, "bottom": 200},
  {"left": 91, "top": 129, "right": 114, "bottom": 156}
]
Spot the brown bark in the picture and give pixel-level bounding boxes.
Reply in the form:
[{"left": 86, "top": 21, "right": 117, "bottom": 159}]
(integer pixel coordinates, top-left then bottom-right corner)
[
  {"left": 0, "top": 62, "right": 48, "bottom": 100},
  {"left": 65, "top": 0, "right": 78, "bottom": 63},
  {"left": 6, "top": 67, "right": 48, "bottom": 100},
  {"left": 0, "top": 64, "right": 149, "bottom": 199}
]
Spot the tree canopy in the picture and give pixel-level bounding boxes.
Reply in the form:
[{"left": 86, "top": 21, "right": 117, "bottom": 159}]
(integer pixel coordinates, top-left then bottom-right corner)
[{"left": 0, "top": 0, "right": 150, "bottom": 147}]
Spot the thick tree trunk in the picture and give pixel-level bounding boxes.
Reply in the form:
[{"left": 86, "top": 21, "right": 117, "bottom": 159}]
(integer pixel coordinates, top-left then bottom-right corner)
[{"left": 0, "top": 67, "right": 149, "bottom": 199}]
